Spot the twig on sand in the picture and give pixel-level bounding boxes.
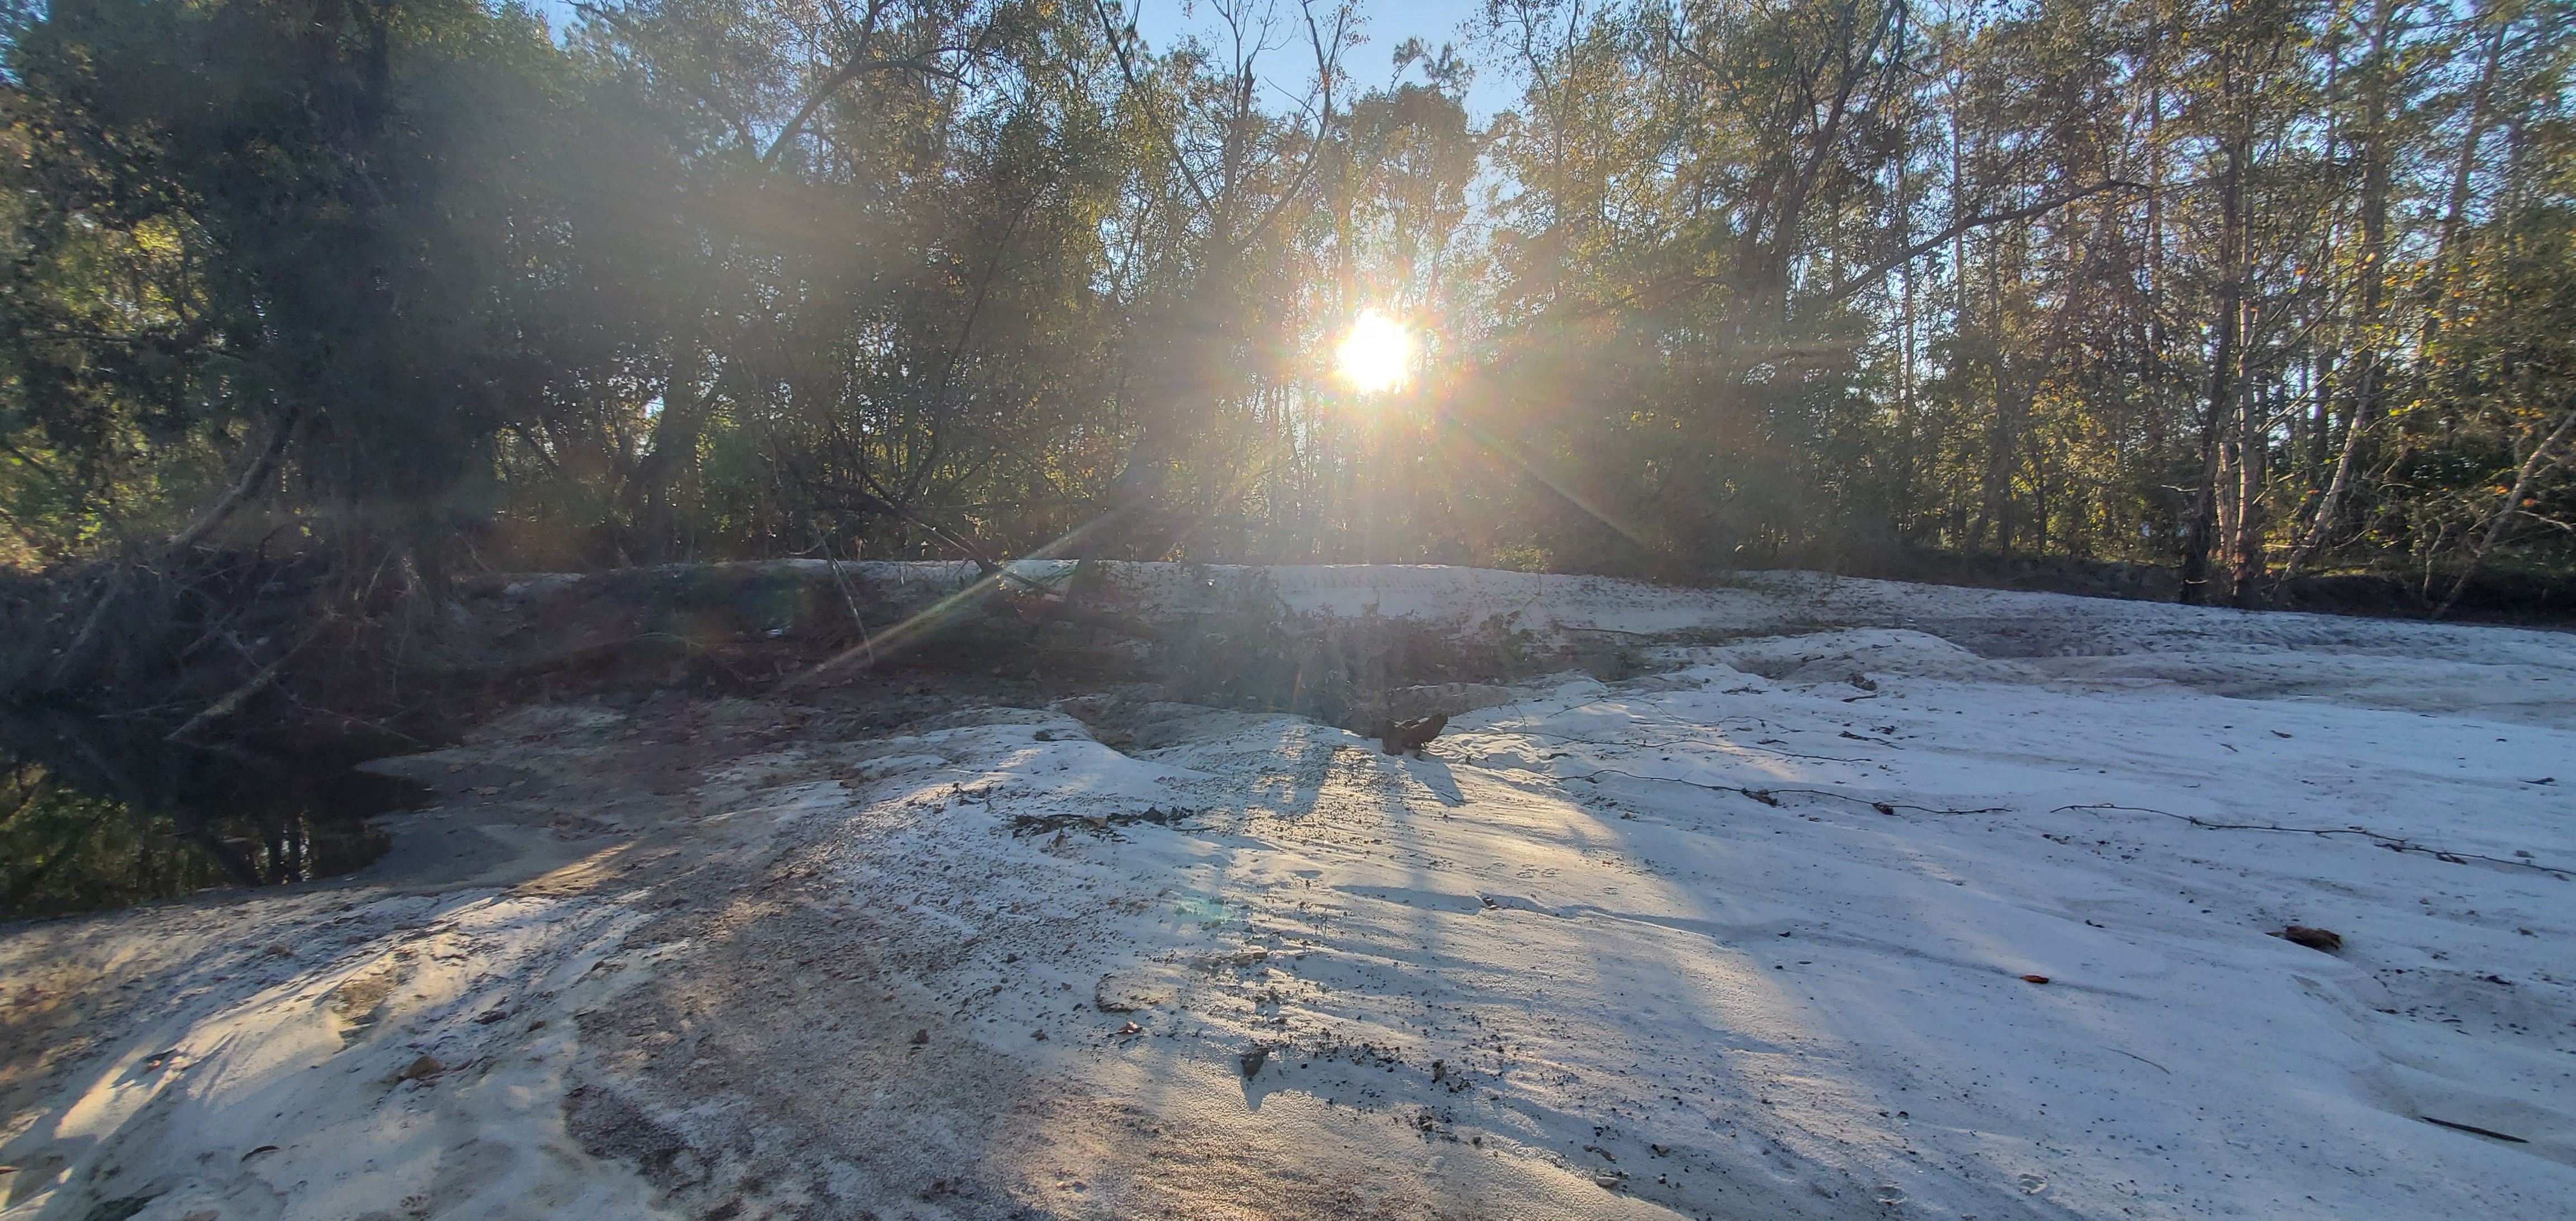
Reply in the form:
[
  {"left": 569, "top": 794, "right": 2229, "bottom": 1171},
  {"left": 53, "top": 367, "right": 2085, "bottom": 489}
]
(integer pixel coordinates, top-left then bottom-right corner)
[
  {"left": 2421, "top": 1116, "right": 2527, "bottom": 1143},
  {"left": 2109, "top": 1048, "right": 2170, "bottom": 1074},
  {"left": 1474, "top": 725, "right": 1871, "bottom": 765},
  {"left": 2053, "top": 803, "right": 2572, "bottom": 878},
  {"left": 1569, "top": 766, "right": 2009, "bottom": 816}
]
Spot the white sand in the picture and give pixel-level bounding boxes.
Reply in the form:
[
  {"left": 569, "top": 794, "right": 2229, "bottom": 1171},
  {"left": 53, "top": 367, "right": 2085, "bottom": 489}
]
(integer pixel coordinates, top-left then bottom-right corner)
[{"left": 5, "top": 566, "right": 2571, "bottom": 1220}]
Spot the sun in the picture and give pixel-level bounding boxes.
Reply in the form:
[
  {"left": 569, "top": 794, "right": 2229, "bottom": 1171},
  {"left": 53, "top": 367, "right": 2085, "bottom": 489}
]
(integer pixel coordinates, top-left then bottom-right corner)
[{"left": 1336, "top": 310, "right": 1413, "bottom": 393}]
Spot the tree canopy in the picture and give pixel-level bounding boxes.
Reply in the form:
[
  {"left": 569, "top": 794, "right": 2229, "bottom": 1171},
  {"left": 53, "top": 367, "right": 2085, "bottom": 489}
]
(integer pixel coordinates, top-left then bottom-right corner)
[{"left": 3, "top": 0, "right": 2572, "bottom": 610}]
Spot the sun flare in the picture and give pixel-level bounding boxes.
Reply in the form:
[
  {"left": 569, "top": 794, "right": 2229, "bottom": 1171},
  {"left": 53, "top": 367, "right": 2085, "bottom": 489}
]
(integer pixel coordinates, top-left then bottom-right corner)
[{"left": 1336, "top": 310, "right": 1413, "bottom": 393}]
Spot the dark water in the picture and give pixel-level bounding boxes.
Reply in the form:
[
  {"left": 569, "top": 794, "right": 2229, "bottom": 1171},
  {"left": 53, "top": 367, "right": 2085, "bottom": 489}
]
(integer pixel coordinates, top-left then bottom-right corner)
[{"left": 0, "top": 712, "right": 422, "bottom": 920}]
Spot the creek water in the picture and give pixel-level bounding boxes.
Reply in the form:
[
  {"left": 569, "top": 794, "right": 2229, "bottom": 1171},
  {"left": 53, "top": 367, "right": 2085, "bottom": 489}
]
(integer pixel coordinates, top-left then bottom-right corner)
[{"left": 0, "top": 711, "right": 423, "bottom": 919}]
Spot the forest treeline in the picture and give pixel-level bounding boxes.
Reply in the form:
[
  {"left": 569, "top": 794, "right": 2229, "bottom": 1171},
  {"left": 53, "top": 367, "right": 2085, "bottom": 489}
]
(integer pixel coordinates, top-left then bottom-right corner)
[{"left": 3, "top": 0, "right": 2573, "bottom": 612}]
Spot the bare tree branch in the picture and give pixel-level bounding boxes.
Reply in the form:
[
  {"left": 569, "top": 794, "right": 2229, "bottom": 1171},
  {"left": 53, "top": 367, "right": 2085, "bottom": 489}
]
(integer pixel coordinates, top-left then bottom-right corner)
[
  {"left": 1815, "top": 180, "right": 2145, "bottom": 305},
  {"left": 764, "top": 47, "right": 974, "bottom": 164}
]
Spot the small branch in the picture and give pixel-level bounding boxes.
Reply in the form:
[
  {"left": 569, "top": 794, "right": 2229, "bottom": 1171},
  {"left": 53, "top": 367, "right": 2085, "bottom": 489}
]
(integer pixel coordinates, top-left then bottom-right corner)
[
  {"left": 816, "top": 531, "right": 875, "bottom": 669},
  {"left": 2433, "top": 408, "right": 2576, "bottom": 619},
  {"left": 165, "top": 652, "right": 293, "bottom": 745},
  {"left": 169, "top": 409, "right": 298, "bottom": 556},
  {"left": 271, "top": 693, "right": 432, "bottom": 749},
  {"left": 815, "top": 477, "right": 1001, "bottom": 574}
]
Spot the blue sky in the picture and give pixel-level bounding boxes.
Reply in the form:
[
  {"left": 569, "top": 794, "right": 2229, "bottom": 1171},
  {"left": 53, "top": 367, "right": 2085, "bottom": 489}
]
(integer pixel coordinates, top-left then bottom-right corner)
[
  {"left": 532, "top": 1, "right": 1519, "bottom": 120},
  {"left": 1126, "top": 0, "right": 1517, "bottom": 119}
]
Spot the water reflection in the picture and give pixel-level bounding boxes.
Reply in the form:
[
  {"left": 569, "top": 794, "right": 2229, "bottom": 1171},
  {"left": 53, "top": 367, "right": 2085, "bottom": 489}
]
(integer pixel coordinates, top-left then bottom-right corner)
[{"left": 0, "top": 711, "right": 418, "bottom": 919}]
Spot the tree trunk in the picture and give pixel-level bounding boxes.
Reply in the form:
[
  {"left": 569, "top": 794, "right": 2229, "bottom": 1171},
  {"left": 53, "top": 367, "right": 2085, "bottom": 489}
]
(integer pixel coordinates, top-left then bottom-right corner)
[
  {"left": 2231, "top": 382, "right": 2268, "bottom": 607},
  {"left": 2420, "top": 11, "right": 2507, "bottom": 355},
  {"left": 2182, "top": 137, "right": 2247, "bottom": 605},
  {"left": 2283, "top": 0, "right": 2399, "bottom": 581},
  {"left": 628, "top": 333, "right": 712, "bottom": 562},
  {"left": 1981, "top": 252, "right": 2016, "bottom": 555}
]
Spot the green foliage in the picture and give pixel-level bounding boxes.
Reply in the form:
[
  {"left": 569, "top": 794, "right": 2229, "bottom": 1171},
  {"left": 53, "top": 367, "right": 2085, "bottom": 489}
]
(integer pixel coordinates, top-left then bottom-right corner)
[{"left": 4, "top": 0, "right": 603, "bottom": 538}]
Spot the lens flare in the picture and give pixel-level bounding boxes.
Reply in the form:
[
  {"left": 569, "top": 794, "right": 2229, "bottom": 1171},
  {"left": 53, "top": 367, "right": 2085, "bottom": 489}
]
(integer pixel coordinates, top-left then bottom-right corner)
[{"left": 1336, "top": 310, "right": 1412, "bottom": 393}]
